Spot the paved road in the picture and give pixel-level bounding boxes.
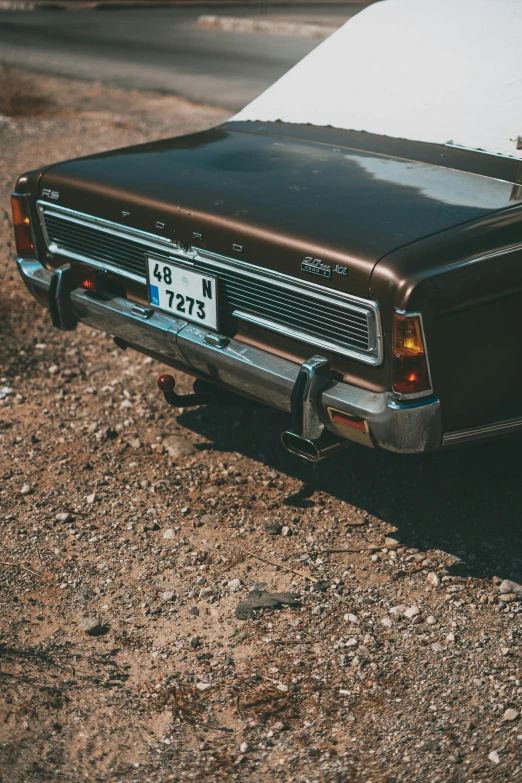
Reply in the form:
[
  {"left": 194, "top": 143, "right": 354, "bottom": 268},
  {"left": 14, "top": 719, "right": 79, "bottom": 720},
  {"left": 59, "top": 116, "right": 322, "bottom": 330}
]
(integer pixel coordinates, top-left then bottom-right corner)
[{"left": 0, "top": 4, "right": 368, "bottom": 110}]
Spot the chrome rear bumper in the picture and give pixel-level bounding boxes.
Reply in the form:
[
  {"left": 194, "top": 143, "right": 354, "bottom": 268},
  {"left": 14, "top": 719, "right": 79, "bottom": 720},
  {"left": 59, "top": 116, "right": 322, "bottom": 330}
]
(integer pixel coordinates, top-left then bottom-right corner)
[{"left": 17, "top": 258, "right": 442, "bottom": 454}]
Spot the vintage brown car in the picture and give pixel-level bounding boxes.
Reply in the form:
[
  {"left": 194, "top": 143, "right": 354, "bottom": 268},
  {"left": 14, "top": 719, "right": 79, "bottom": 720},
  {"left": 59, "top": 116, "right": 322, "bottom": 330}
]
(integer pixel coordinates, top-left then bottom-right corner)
[{"left": 11, "top": 0, "right": 522, "bottom": 460}]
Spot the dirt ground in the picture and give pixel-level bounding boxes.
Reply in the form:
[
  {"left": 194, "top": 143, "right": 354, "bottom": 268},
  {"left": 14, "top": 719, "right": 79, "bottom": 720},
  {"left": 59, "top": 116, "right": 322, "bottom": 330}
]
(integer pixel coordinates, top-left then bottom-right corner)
[{"left": 0, "top": 70, "right": 521, "bottom": 783}]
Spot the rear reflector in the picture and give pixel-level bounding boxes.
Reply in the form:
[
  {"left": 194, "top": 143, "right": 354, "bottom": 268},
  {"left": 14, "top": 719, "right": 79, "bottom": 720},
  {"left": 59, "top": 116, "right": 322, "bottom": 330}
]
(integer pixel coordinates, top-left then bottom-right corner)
[
  {"left": 11, "top": 194, "right": 36, "bottom": 257},
  {"left": 70, "top": 263, "right": 104, "bottom": 293},
  {"left": 328, "top": 408, "right": 368, "bottom": 433}
]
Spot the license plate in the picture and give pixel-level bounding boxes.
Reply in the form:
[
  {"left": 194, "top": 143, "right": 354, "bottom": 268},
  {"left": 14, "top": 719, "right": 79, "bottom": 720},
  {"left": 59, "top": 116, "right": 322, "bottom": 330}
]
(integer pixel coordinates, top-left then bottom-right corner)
[{"left": 147, "top": 258, "right": 218, "bottom": 330}]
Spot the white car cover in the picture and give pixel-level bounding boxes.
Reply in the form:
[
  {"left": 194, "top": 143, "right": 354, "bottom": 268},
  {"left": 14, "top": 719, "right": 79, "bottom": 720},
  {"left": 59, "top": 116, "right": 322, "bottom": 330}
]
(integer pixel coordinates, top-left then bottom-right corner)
[{"left": 233, "top": 0, "right": 522, "bottom": 159}]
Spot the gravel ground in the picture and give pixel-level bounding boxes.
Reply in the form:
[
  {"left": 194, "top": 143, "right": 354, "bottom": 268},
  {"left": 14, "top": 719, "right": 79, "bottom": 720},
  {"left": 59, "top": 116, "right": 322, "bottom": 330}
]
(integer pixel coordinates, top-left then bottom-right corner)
[{"left": 1, "top": 70, "right": 521, "bottom": 783}]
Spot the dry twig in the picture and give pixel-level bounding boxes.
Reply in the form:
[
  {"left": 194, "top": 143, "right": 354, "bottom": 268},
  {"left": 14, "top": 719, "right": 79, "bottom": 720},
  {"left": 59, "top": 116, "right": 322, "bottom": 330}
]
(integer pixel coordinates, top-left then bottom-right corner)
[{"left": 241, "top": 548, "right": 319, "bottom": 583}]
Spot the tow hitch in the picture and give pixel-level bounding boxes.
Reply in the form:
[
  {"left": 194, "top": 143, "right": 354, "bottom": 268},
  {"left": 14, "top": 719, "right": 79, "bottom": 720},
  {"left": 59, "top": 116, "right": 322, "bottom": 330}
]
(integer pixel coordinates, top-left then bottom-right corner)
[{"left": 281, "top": 356, "right": 351, "bottom": 462}]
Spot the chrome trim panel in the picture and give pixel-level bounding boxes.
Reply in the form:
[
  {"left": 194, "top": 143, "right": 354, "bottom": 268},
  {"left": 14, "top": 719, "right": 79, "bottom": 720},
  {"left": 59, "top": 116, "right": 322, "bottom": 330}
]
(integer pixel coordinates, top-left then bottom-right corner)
[
  {"left": 17, "top": 258, "right": 438, "bottom": 454},
  {"left": 36, "top": 201, "right": 382, "bottom": 365},
  {"left": 443, "top": 416, "right": 522, "bottom": 446}
]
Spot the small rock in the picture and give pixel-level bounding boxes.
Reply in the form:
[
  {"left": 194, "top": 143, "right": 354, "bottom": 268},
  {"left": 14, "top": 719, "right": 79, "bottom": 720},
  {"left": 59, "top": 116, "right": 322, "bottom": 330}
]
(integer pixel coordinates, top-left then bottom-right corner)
[
  {"left": 499, "top": 593, "right": 518, "bottom": 603},
  {"left": 239, "top": 742, "right": 249, "bottom": 753},
  {"left": 411, "top": 615, "right": 424, "bottom": 625},
  {"left": 498, "top": 579, "right": 522, "bottom": 597},
  {"left": 276, "top": 683, "right": 289, "bottom": 692},
  {"left": 502, "top": 708, "right": 519, "bottom": 722},
  {"left": 426, "top": 615, "right": 437, "bottom": 625},
  {"left": 404, "top": 606, "right": 421, "bottom": 619},
  {"left": 381, "top": 617, "right": 393, "bottom": 628},
  {"left": 265, "top": 522, "right": 282, "bottom": 535},
  {"left": 190, "top": 636, "right": 201, "bottom": 649},
  {"left": 163, "top": 435, "right": 197, "bottom": 459},
  {"left": 311, "top": 606, "right": 322, "bottom": 616},
  {"left": 346, "top": 515, "right": 366, "bottom": 527},
  {"left": 431, "top": 643, "right": 444, "bottom": 652},
  {"left": 161, "top": 591, "right": 175, "bottom": 602},
  {"left": 55, "top": 512, "right": 71, "bottom": 523},
  {"left": 199, "top": 587, "right": 214, "bottom": 599},
  {"left": 21, "top": 484, "right": 32, "bottom": 495},
  {"left": 189, "top": 606, "right": 199, "bottom": 617},
  {"left": 344, "top": 613, "right": 358, "bottom": 623},
  {"left": 281, "top": 525, "right": 291, "bottom": 537},
  {"left": 86, "top": 493, "right": 96, "bottom": 504},
  {"left": 163, "top": 529, "right": 176, "bottom": 540},
  {"left": 81, "top": 617, "right": 106, "bottom": 636},
  {"left": 488, "top": 751, "right": 500, "bottom": 764},
  {"left": 446, "top": 632, "right": 456, "bottom": 642},
  {"left": 196, "top": 682, "right": 211, "bottom": 691},
  {"left": 227, "top": 578, "right": 242, "bottom": 591},
  {"left": 370, "top": 554, "right": 380, "bottom": 562},
  {"left": 427, "top": 572, "right": 440, "bottom": 587},
  {"left": 48, "top": 364, "right": 59, "bottom": 375},
  {"left": 129, "top": 438, "right": 141, "bottom": 450},
  {"left": 384, "top": 536, "right": 400, "bottom": 548},
  {"left": 389, "top": 605, "right": 406, "bottom": 617}
]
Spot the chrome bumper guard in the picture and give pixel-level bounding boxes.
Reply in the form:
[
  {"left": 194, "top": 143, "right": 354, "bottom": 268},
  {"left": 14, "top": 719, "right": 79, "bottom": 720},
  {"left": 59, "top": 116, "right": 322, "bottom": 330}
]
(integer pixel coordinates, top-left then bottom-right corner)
[{"left": 18, "top": 259, "right": 442, "bottom": 454}]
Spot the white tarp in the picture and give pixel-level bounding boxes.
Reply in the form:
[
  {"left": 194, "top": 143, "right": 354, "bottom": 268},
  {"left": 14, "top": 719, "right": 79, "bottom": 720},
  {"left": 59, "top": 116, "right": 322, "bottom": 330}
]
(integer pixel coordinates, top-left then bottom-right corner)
[{"left": 233, "top": 0, "right": 522, "bottom": 159}]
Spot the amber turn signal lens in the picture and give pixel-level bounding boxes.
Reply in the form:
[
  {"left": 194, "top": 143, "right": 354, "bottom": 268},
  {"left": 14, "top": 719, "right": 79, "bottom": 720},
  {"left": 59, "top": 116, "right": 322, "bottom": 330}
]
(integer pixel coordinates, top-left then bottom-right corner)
[
  {"left": 11, "top": 194, "right": 35, "bottom": 257},
  {"left": 392, "top": 313, "right": 431, "bottom": 396}
]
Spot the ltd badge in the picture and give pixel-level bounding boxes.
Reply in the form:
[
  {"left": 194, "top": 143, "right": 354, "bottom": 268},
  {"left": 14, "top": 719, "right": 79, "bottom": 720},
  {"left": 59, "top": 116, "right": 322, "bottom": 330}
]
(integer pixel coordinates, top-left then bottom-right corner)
[{"left": 302, "top": 257, "right": 332, "bottom": 279}]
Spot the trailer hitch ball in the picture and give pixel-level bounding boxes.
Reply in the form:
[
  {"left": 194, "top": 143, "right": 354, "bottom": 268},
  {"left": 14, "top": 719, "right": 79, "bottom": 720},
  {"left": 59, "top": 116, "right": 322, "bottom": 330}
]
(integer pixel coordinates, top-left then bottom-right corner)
[{"left": 158, "top": 373, "right": 175, "bottom": 393}]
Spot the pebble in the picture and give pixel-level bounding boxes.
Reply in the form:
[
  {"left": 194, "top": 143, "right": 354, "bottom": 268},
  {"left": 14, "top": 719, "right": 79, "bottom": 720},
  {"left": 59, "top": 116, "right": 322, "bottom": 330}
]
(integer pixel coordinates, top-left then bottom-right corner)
[
  {"left": 21, "top": 484, "right": 31, "bottom": 495},
  {"left": 199, "top": 587, "right": 214, "bottom": 599},
  {"left": 161, "top": 591, "right": 175, "bottom": 602},
  {"left": 446, "top": 633, "right": 456, "bottom": 642},
  {"left": 384, "top": 536, "right": 400, "bottom": 548},
  {"left": 190, "top": 636, "right": 201, "bottom": 649},
  {"left": 427, "top": 572, "right": 440, "bottom": 587},
  {"left": 265, "top": 522, "right": 282, "bottom": 535},
  {"left": 502, "top": 708, "right": 519, "bottom": 721},
  {"left": 498, "top": 578, "right": 522, "bottom": 597},
  {"left": 311, "top": 606, "right": 322, "bottom": 616},
  {"left": 196, "top": 682, "right": 212, "bottom": 691},
  {"left": 276, "top": 683, "right": 289, "bottom": 692},
  {"left": 488, "top": 750, "right": 500, "bottom": 764},
  {"left": 346, "top": 515, "right": 366, "bottom": 527},
  {"left": 189, "top": 606, "right": 199, "bottom": 616},
  {"left": 129, "top": 438, "right": 141, "bottom": 450},
  {"left": 81, "top": 617, "right": 105, "bottom": 636},
  {"left": 227, "top": 578, "right": 242, "bottom": 591},
  {"left": 404, "top": 606, "right": 420, "bottom": 619},
  {"left": 55, "top": 512, "right": 71, "bottom": 523},
  {"left": 431, "top": 643, "right": 444, "bottom": 652},
  {"left": 499, "top": 593, "right": 518, "bottom": 603},
  {"left": 381, "top": 617, "right": 392, "bottom": 628},
  {"left": 86, "top": 493, "right": 96, "bottom": 504},
  {"left": 163, "top": 529, "right": 176, "bottom": 540},
  {"left": 239, "top": 742, "right": 249, "bottom": 753},
  {"left": 281, "top": 526, "right": 291, "bottom": 537},
  {"left": 162, "top": 435, "right": 197, "bottom": 458},
  {"left": 426, "top": 615, "right": 437, "bottom": 625},
  {"left": 389, "top": 605, "right": 406, "bottom": 617},
  {"left": 344, "top": 613, "right": 358, "bottom": 623}
]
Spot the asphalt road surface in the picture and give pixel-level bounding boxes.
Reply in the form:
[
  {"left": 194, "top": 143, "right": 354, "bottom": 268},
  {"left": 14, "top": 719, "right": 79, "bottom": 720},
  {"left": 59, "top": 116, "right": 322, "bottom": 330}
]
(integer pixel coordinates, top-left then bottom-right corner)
[{"left": 0, "top": 4, "right": 367, "bottom": 110}]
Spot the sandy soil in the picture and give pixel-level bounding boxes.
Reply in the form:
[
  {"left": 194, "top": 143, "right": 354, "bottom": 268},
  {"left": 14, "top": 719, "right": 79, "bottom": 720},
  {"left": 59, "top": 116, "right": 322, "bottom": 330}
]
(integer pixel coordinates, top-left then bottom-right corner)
[{"left": 0, "top": 70, "right": 521, "bottom": 783}]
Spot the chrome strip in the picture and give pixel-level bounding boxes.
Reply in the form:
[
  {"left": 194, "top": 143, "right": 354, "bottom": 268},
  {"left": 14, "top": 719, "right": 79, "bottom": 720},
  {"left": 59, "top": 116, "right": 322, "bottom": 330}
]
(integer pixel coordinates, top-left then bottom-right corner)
[
  {"left": 443, "top": 416, "right": 522, "bottom": 446},
  {"left": 36, "top": 200, "right": 382, "bottom": 364},
  {"left": 233, "top": 310, "right": 378, "bottom": 365}
]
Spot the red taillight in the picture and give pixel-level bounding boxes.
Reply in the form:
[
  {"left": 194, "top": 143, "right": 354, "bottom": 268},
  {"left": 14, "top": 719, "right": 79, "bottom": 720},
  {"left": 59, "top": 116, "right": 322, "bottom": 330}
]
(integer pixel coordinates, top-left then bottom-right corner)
[
  {"left": 11, "top": 194, "right": 36, "bottom": 257},
  {"left": 392, "top": 312, "right": 432, "bottom": 397}
]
